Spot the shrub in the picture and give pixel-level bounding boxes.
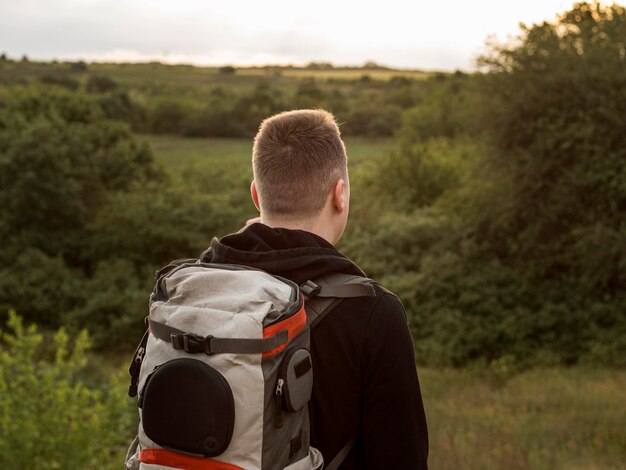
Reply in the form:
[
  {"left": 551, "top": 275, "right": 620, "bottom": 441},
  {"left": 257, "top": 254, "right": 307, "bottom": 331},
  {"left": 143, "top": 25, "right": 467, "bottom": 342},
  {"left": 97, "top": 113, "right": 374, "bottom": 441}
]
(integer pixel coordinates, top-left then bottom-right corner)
[
  {"left": 0, "top": 311, "right": 135, "bottom": 469},
  {"left": 180, "top": 101, "right": 244, "bottom": 137},
  {"left": 147, "top": 99, "right": 191, "bottom": 134},
  {"left": 0, "top": 97, "right": 156, "bottom": 261},
  {"left": 97, "top": 91, "right": 147, "bottom": 131},
  {"left": 218, "top": 65, "right": 236, "bottom": 75},
  {"left": 342, "top": 102, "right": 402, "bottom": 136},
  {"left": 65, "top": 259, "right": 151, "bottom": 347},
  {"left": 85, "top": 75, "right": 118, "bottom": 93},
  {"left": 68, "top": 61, "right": 88, "bottom": 72},
  {"left": 0, "top": 249, "right": 82, "bottom": 328},
  {"left": 39, "top": 74, "right": 80, "bottom": 90},
  {"left": 369, "top": 139, "right": 472, "bottom": 211}
]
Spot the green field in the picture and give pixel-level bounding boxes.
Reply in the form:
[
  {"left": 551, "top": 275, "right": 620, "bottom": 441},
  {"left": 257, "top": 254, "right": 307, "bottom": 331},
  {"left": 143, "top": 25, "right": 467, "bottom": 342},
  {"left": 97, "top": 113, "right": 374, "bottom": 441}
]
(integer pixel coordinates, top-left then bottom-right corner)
[
  {"left": 0, "top": 60, "right": 434, "bottom": 99},
  {"left": 142, "top": 134, "right": 395, "bottom": 168},
  {"left": 2, "top": 61, "right": 432, "bottom": 82}
]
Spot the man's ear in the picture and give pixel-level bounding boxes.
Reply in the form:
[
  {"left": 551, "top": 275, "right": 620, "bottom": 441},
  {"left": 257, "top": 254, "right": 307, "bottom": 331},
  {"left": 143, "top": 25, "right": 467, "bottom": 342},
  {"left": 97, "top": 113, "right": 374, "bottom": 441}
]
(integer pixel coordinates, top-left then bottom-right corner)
[
  {"left": 250, "top": 180, "right": 260, "bottom": 211},
  {"left": 333, "top": 178, "right": 347, "bottom": 212}
]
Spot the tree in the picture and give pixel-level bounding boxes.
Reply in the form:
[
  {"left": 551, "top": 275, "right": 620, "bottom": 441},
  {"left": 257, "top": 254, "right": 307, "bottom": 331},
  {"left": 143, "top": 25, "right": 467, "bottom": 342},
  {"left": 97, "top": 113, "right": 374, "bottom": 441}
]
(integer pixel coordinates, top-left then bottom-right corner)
[
  {"left": 0, "top": 85, "right": 159, "bottom": 331},
  {"left": 475, "top": 2, "right": 626, "bottom": 291},
  {"left": 344, "top": 2, "right": 626, "bottom": 366},
  {"left": 218, "top": 65, "right": 236, "bottom": 75},
  {"left": 0, "top": 88, "right": 156, "bottom": 262}
]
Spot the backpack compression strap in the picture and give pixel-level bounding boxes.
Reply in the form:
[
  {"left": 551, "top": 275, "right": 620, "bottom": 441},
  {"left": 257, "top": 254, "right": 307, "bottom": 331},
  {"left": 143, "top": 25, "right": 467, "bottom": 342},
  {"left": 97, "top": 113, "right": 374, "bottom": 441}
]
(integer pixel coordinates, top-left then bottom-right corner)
[
  {"left": 148, "top": 319, "right": 289, "bottom": 355},
  {"left": 128, "top": 321, "right": 289, "bottom": 397}
]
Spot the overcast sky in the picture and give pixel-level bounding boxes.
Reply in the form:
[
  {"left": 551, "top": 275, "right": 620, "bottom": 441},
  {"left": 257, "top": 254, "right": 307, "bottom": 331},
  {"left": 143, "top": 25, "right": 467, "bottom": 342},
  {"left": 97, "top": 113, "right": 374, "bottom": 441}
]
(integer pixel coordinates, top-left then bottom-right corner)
[{"left": 1, "top": 0, "right": 577, "bottom": 70}]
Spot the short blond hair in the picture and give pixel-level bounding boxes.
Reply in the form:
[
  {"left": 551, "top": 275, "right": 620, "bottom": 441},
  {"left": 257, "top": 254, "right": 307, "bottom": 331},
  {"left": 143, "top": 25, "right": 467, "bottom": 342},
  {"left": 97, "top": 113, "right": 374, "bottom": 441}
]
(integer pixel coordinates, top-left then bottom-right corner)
[{"left": 252, "top": 109, "right": 347, "bottom": 217}]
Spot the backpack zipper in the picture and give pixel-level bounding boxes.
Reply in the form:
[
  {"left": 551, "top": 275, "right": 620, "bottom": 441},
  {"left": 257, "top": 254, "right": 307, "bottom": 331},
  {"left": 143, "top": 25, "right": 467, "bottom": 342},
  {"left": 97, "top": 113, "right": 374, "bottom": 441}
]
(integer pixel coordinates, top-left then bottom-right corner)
[{"left": 274, "top": 378, "right": 284, "bottom": 428}]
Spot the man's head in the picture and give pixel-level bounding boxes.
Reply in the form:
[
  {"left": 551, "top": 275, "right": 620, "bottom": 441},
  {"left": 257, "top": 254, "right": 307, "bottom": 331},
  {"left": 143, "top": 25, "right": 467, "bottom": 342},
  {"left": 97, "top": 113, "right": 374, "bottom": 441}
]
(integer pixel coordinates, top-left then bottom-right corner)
[{"left": 251, "top": 109, "right": 350, "bottom": 244}]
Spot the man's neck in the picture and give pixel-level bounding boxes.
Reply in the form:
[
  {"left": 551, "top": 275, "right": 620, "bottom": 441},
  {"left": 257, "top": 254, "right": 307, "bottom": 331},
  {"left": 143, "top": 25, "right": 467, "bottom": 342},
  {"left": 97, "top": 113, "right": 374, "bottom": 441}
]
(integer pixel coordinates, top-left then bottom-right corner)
[{"left": 260, "top": 214, "right": 339, "bottom": 246}]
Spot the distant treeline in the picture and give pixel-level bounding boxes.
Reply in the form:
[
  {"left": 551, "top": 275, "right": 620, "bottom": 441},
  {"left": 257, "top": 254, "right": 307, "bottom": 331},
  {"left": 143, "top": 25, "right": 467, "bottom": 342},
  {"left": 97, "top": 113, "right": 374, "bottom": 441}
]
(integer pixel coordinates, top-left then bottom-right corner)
[
  {"left": 0, "top": 54, "right": 441, "bottom": 139},
  {"left": 0, "top": 2, "right": 624, "bottom": 367}
]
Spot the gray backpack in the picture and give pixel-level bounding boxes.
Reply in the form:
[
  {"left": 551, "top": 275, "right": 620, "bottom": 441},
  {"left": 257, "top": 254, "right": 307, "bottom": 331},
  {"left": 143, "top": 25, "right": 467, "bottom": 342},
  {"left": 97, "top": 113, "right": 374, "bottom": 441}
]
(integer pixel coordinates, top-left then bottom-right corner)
[{"left": 126, "top": 261, "right": 376, "bottom": 470}]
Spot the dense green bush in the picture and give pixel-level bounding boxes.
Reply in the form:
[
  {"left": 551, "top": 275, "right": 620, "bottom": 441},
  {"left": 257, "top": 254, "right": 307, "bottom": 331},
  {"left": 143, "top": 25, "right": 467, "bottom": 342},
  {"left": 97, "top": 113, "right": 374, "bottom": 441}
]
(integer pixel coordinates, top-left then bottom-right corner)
[
  {"left": 147, "top": 98, "right": 191, "bottom": 134},
  {"left": 180, "top": 100, "right": 244, "bottom": 137},
  {"left": 64, "top": 260, "right": 152, "bottom": 346},
  {"left": 0, "top": 312, "right": 134, "bottom": 469},
  {"left": 0, "top": 86, "right": 156, "bottom": 264},
  {"left": 97, "top": 91, "right": 147, "bottom": 131},
  {"left": 460, "top": 2, "right": 626, "bottom": 304},
  {"left": 85, "top": 75, "right": 118, "bottom": 93},
  {"left": 370, "top": 139, "right": 472, "bottom": 210},
  {"left": 39, "top": 74, "right": 80, "bottom": 90},
  {"left": 342, "top": 2, "right": 626, "bottom": 367},
  {"left": 85, "top": 185, "right": 237, "bottom": 268},
  {"left": 0, "top": 249, "right": 81, "bottom": 328},
  {"left": 0, "top": 85, "right": 241, "bottom": 345},
  {"left": 230, "top": 83, "right": 285, "bottom": 136}
]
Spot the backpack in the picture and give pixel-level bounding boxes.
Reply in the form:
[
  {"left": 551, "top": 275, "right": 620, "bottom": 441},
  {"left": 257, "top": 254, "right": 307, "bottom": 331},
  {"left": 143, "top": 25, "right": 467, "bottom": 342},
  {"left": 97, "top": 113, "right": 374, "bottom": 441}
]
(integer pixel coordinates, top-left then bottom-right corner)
[{"left": 125, "top": 260, "right": 376, "bottom": 470}]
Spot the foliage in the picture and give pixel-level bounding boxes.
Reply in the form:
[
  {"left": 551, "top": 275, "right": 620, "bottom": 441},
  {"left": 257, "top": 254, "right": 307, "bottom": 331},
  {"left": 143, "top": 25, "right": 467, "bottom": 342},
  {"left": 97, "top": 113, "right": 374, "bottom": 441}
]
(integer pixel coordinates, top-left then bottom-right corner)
[
  {"left": 0, "top": 86, "right": 156, "bottom": 263},
  {"left": 97, "top": 91, "right": 147, "bottom": 130},
  {"left": 473, "top": 1, "right": 626, "bottom": 290},
  {"left": 342, "top": 2, "right": 626, "bottom": 367},
  {"left": 147, "top": 98, "right": 190, "bottom": 134},
  {"left": 0, "top": 3, "right": 624, "bottom": 467},
  {"left": 180, "top": 99, "right": 245, "bottom": 137},
  {"left": 39, "top": 74, "right": 80, "bottom": 90},
  {"left": 85, "top": 75, "right": 118, "bottom": 93},
  {"left": 370, "top": 139, "right": 471, "bottom": 210},
  {"left": 0, "top": 249, "right": 81, "bottom": 328},
  {"left": 1, "top": 2, "right": 623, "bottom": 365},
  {"left": 218, "top": 65, "right": 236, "bottom": 75},
  {"left": 0, "top": 56, "right": 433, "bottom": 139},
  {"left": 0, "top": 85, "right": 243, "bottom": 346},
  {"left": 64, "top": 260, "right": 151, "bottom": 347},
  {"left": 396, "top": 72, "right": 481, "bottom": 141},
  {"left": 0, "top": 311, "right": 134, "bottom": 469},
  {"left": 85, "top": 185, "right": 238, "bottom": 268}
]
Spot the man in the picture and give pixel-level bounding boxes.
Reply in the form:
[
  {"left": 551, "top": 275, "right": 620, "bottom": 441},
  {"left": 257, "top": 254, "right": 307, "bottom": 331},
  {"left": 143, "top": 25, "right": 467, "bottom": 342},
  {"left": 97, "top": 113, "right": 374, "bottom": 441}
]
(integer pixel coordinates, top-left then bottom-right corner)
[{"left": 201, "top": 109, "right": 428, "bottom": 468}]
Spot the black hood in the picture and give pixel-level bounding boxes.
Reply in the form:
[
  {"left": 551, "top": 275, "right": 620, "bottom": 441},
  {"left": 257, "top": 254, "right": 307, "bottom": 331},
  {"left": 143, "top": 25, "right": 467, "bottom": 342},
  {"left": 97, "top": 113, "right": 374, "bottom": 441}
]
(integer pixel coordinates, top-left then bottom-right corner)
[{"left": 202, "top": 223, "right": 364, "bottom": 285}]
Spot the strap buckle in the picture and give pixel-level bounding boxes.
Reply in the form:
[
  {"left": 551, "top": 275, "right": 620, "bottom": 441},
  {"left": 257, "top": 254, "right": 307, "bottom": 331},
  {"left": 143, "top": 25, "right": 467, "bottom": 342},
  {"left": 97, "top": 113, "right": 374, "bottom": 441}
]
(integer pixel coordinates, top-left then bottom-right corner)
[
  {"left": 300, "top": 280, "right": 321, "bottom": 297},
  {"left": 171, "top": 333, "right": 215, "bottom": 354}
]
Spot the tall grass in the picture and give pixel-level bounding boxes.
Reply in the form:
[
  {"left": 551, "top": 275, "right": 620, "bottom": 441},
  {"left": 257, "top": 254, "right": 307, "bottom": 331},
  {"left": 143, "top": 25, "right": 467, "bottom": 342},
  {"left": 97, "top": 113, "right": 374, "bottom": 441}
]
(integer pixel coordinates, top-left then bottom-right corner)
[{"left": 421, "top": 367, "right": 626, "bottom": 469}]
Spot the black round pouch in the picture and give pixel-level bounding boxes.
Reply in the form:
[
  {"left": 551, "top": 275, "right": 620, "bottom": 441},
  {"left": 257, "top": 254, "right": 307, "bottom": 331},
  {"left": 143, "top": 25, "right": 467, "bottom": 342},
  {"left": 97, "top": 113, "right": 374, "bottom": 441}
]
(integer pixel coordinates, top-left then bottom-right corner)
[{"left": 139, "top": 358, "right": 235, "bottom": 457}]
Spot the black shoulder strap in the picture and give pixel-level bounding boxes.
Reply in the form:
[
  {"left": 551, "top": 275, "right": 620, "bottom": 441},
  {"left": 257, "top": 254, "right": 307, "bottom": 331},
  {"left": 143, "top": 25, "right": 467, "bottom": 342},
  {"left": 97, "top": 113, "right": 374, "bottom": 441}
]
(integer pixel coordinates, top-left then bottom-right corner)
[
  {"left": 302, "top": 273, "right": 377, "bottom": 330},
  {"left": 302, "top": 274, "right": 371, "bottom": 468},
  {"left": 326, "top": 436, "right": 357, "bottom": 470}
]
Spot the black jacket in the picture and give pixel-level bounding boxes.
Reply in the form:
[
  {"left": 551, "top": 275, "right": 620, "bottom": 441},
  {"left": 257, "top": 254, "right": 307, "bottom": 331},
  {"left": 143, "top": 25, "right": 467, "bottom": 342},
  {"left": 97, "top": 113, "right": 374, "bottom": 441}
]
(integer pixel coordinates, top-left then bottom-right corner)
[{"left": 203, "top": 223, "right": 428, "bottom": 469}]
